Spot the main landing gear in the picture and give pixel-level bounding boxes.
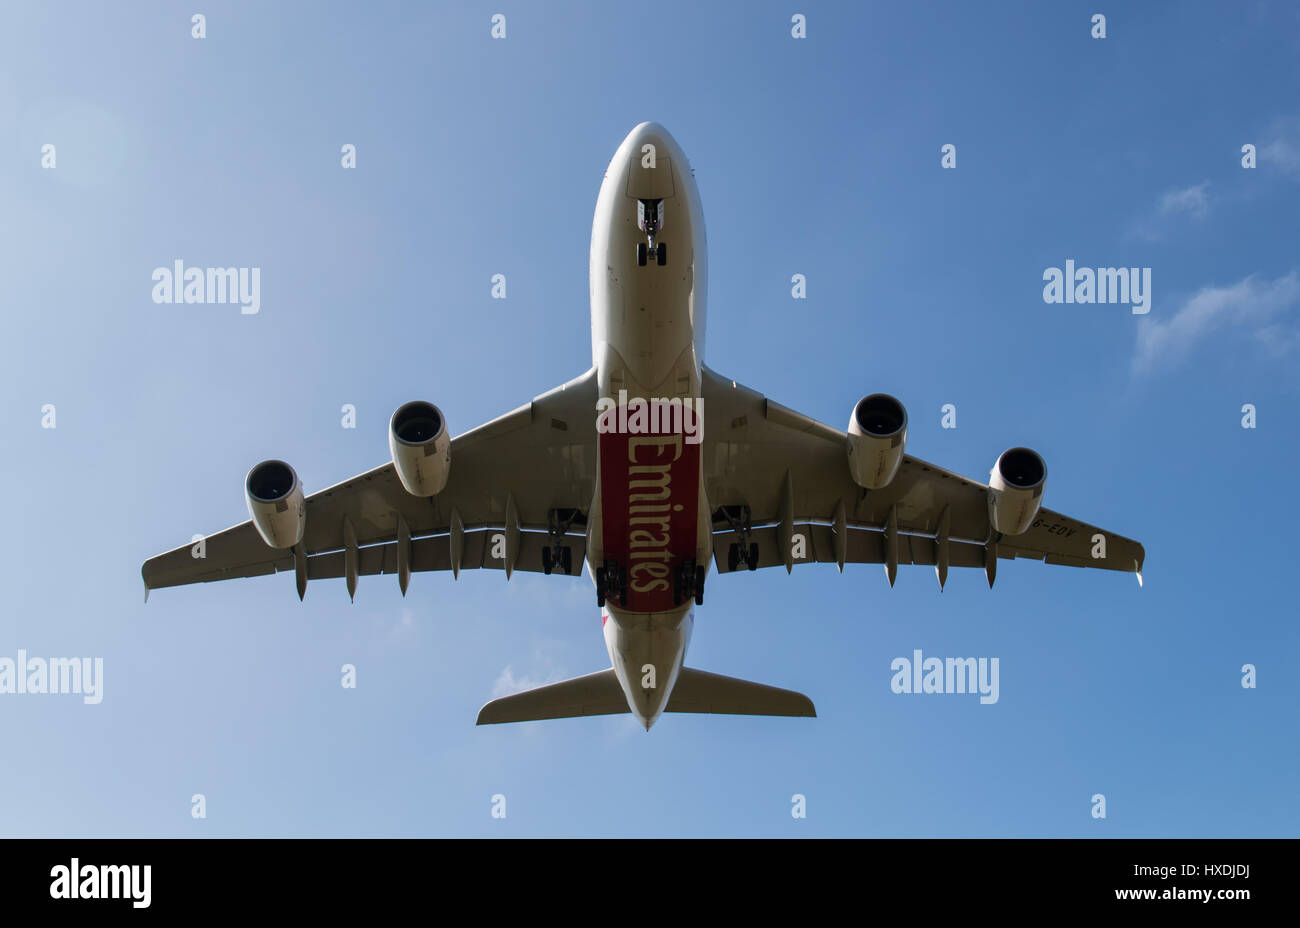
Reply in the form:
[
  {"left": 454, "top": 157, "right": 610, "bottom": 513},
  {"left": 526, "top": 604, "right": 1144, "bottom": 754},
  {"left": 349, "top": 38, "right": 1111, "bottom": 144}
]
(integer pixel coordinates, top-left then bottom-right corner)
[
  {"left": 541, "top": 546, "right": 571, "bottom": 576},
  {"left": 720, "top": 504, "right": 760, "bottom": 572},
  {"left": 596, "top": 559, "right": 705, "bottom": 609},
  {"left": 673, "top": 558, "right": 706, "bottom": 607},
  {"left": 542, "top": 508, "right": 581, "bottom": 576},
  {"left": 596, "top": 559, "right": 628, "bottom": 608}
]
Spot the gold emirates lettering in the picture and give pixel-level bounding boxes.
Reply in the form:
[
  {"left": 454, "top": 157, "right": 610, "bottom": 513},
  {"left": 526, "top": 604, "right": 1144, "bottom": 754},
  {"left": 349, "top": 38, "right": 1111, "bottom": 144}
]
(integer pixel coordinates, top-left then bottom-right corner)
[{"left": 626, "top": 435, "right": 683, "bottom": 593}]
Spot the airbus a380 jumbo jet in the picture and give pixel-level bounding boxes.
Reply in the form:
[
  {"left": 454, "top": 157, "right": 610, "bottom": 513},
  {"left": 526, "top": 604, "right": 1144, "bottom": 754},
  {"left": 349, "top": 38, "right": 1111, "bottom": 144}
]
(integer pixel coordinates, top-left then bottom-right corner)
[{"left": 143, "top": 123, "right": 1144, "bottom": 730}]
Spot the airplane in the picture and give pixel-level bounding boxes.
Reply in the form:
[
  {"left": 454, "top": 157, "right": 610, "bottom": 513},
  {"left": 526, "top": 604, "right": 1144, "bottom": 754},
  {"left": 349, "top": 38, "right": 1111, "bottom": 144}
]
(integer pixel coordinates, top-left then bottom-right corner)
[{"left": 142, "top": 122, "right": 1145, "bottom": 731}]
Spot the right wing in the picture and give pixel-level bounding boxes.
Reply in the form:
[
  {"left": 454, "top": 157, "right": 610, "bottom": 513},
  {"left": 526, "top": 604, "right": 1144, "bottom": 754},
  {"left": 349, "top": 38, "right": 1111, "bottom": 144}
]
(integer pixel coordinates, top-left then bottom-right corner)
[
  {"left": 142, "top": 368, "right": 600, "bottom": 597},
  {"left": 700, "top": 366, "right": 1145, "bottom": 584}
]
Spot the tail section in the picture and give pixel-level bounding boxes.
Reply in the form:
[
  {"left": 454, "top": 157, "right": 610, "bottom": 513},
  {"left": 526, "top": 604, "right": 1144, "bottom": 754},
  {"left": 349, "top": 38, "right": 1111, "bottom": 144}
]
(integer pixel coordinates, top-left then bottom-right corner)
[
  {"left": 476, "top": 669, "right": 628, "bottom": 724},
  {"left": 666, "top": 667, "right": 816, "bottom": 718},
  {"left": 475, "top": 666, "right": 815, "bottom": 725}
]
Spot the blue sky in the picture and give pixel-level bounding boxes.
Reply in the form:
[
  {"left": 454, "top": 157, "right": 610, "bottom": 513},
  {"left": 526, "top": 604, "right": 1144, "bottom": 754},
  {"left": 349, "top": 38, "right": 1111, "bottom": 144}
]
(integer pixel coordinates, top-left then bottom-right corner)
[{"left": 1, "top": 0, "right": 1297, "bottom": 836}]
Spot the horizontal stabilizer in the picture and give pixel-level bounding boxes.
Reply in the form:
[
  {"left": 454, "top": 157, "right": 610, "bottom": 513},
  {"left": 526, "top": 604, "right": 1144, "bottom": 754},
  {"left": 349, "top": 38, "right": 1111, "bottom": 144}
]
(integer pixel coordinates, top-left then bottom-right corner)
[
  {"left": 667, "top": 667, "right": 816, "bottom": 718},
  {"left": 476, "top": 666, "right": 817, "bottom": 725},
  {"left": 476, "top": 669, "right": 629, "bottom": 725}
]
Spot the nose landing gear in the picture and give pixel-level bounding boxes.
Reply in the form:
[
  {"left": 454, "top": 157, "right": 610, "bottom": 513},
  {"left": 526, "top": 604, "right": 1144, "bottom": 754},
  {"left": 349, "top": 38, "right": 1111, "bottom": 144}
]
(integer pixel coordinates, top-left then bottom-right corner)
[
  {"left": 637, "top": 241, "right": 667, "bottom": 267},
  {"left": 636, "top": 199, "right": 668, "bottom": 267}
]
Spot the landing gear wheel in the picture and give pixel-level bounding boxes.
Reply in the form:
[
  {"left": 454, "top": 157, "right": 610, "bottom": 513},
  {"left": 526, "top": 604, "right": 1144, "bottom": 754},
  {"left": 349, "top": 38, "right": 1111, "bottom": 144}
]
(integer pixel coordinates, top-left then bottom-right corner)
[
  {"left": 637, "top": 242, "right": 647, "bottom": 267},
  {"left": 601, "top": 560, "right": 628, "bottom": 607},
  {"left": 559, "top": 547, "right": 572, "bottom": 575},
  {"left": 720, "top": 505, "right": 756, "bottom": 573},
  {"left": 656, "top": 242, "right": 667, "bottom": 266},
  {"left": 542, "top": 547, "right": 553, "bottom": 576},
  {"left": 694, "top": 565, "right": 706, "bottom": 605},
  {"left": 673, "top": 559, "right": 699, "bottom": 607}
]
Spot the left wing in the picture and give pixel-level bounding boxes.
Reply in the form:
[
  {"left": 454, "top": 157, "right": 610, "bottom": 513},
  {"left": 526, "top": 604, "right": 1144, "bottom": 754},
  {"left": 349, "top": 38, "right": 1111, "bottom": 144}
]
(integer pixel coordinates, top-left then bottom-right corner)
[
  {"left": 699, "top": 366, "right": 1144, "bottom": 585},
  {"left": 142, "top": 368, "right": 600, "bottom": 598}
]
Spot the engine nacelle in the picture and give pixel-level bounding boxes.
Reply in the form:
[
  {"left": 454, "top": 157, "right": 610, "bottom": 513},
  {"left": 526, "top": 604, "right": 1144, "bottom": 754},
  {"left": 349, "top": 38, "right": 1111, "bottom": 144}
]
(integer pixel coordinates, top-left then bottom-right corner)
[
  {"left": 847, "top": 394, "right": 907, "bottom": 489},
  {"left": 390, "top": 400, "right": 450, "bottom": 498},
  {"left": 245, "top": 459, "right": 306, "bottom": 549},
  {"left": 987, "top": 447, "right": 1047, "bottom": 535}
]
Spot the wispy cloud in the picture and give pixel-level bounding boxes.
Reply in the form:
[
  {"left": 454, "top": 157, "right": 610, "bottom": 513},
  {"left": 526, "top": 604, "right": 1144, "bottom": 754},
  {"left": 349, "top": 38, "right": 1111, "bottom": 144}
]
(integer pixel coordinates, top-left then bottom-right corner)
[
  {"left": 1133, "top": 271, "right": 1300, "bottom": 373},
  {"left": 1260, "top": 116, "right": 1300, "bottom": 177},
  {"left": 491, "top": 664, "right": 564, "bottom": 698},
  {"left": 1158, "top": 182, "right": 1209, "bottom": 219},
  {"left": 1129, "top": 182, "right": 1211, "bottom": 241},
  {"left": 489, "top": 639, "right": 576, "bottom": 699}
]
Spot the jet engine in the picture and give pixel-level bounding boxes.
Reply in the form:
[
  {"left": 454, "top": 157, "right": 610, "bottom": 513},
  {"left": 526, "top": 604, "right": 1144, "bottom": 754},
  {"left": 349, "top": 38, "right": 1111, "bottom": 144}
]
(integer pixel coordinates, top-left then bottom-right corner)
[
  {"left": 245, "top": 459, "right": 306, "bottom": 548},
  {"left": 847, "top": 394, "right": 907, "bottom": 489},
  {"left": 987, "top": 447, "right": 1047, "bottom": 535},
  {"left": 390, "top": 400, "right": 450, "bottom": 498}
]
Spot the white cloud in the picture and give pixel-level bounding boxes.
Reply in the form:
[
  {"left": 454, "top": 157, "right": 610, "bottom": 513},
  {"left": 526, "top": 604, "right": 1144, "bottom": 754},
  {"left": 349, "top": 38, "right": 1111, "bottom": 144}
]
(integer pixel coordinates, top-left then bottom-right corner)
[
  {"left": 1128, "top": 182, "right": 1210, "bottom": 241},
  {"left": 1158, "top": 182, "right": 1209, "bottom": 219},
  {"left": 1133, "top": 271, "right": 1300, "bottom": 372},
  {"left": 491, "top": 663, "right": 565, "bottom": 698}
]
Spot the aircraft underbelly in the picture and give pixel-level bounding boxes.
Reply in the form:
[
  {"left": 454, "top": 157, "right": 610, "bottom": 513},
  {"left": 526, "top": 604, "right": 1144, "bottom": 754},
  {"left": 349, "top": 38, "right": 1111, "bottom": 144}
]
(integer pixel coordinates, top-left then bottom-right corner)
[{"left": 598, "top": 423, "right": 701, "bottom": 614}]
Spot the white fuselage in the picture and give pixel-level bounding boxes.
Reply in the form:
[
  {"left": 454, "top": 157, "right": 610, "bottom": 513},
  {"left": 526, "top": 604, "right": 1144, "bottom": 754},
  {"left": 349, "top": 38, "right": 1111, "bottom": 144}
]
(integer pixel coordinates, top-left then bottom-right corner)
[{"left": 588, "top": 123, "right": 710, "bottom": 729}]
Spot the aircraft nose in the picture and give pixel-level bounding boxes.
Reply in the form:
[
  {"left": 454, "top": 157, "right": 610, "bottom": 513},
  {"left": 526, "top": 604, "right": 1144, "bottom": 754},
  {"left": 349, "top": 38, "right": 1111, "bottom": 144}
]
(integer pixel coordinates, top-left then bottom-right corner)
[
  {"left": 627, "top": 120, "right": 671, "bottom": 146},
  {"left": 621, "top": 121, "right": 679, "bottom": 165},
  {"left": 619, "top": 123, "right": 680, "bottom": 204}
]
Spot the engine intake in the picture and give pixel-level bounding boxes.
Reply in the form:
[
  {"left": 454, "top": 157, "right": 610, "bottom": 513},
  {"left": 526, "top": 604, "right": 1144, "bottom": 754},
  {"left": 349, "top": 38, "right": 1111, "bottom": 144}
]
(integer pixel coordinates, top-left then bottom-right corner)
[
  {"left": 987, "top": 447, "right": 1047, "bottom": 535},
  {"left": 847, "top": 394, "right": 907, "bottom": 489},
  {"left": 390, "top": 400, "right": 450, "bottom": 498},
  {"left": 245, "top": 459, "right": 306, "bottom": 548}
]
